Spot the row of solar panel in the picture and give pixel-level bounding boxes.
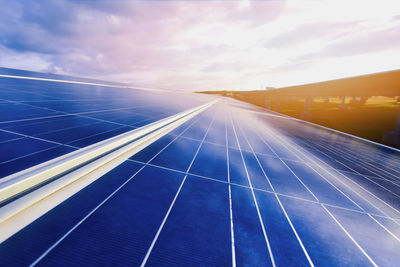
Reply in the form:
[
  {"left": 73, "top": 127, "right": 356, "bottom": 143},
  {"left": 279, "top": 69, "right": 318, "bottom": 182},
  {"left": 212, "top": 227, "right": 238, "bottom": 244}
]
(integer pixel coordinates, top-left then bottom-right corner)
[
  {"left": 0, "top": 76, "right": 211, "bottom": 178},
  {"left": 0, "top": 67, "right": 126, "bottom": 86},
  {"left": 2, "top": 101, "right": 400, "bottom": 266},
  {"left": 1, "top": 71, "right": 400, "bottom": 266}
]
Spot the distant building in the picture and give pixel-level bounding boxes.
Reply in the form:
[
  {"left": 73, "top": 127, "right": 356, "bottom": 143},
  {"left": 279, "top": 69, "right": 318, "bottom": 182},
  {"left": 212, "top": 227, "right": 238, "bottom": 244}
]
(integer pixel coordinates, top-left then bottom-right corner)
[{"left": 265, "top": 86, "right": 276, "bottom": 90}]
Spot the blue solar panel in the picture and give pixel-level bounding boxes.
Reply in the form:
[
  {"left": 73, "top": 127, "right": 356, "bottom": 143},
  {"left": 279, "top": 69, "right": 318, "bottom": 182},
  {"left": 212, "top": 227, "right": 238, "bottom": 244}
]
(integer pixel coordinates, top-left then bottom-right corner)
[
  {"left": 1, "top": 70, "right": 400, "bottom": 266},
  {"left": 0, "top": 74, "right": 210, "bottom": 178},
  {"left": 0, "top": 67, "right": 126, "bottom": 86}
]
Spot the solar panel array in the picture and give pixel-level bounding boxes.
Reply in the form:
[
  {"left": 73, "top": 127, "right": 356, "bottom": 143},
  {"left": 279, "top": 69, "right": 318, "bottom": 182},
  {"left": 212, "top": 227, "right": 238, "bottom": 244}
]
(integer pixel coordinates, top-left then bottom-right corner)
[
  {"left": 1, "top": 70, "right": 400, "bottom": 266},
  {"left": 0, "top": 69, "right": 210, "bottom": 177}
]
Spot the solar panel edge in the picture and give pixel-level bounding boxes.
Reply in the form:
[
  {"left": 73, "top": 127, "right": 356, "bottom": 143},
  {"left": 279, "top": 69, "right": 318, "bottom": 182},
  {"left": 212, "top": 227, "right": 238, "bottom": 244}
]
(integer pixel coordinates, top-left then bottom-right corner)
[{"left": 0, "top": 100, "right": 217, "bottom": 243}]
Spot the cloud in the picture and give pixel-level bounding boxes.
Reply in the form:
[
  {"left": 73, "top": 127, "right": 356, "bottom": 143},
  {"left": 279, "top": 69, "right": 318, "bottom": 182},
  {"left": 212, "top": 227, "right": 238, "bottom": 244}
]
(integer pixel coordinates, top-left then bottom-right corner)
[
  {"left": 0, "top": 0, "right": 399, "bottom": 91},
  {"left": 317, "top": 25, "right": 400, "bottom": 57},
  {"left": 265, "top": 20, "right": 364, "bottom": 48},
  {"left": 0, "top": 46, "right": 52, "bottom": 71},
  {"left": 294, "top": 24, "right": 400, "bottom": 62},
  {"left": 21, "top": 1, "right": 80, "bottom": 35},
  {"left": 227, "top": 1, "right": 286, "bottom": 27}
]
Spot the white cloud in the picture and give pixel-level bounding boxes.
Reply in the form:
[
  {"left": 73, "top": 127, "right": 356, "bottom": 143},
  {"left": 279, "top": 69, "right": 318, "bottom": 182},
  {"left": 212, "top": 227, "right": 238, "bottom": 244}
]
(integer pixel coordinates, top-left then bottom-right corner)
[{"left": 0, "top": 0, "right": 399, "bottom": 91}]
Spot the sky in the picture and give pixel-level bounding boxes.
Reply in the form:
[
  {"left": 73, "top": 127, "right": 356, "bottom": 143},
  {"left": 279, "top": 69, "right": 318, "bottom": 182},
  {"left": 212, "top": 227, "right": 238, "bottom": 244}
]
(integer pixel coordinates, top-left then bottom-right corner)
[{"left": 0, "top": 0, "right": 399, "bottom": 91}]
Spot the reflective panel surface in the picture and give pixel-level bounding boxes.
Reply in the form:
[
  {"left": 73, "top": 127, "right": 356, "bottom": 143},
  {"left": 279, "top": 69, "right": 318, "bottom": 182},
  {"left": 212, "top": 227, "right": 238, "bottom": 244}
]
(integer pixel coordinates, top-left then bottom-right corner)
[{"left": 1, "top": 71, "right": 400, "bottom": 267}]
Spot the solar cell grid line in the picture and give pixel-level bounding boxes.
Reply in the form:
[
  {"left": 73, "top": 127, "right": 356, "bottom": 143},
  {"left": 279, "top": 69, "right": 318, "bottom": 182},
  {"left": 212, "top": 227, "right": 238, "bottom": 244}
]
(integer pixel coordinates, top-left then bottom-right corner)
[
  {"left": 85, "top": 104, "right": 195, "bottom": 127},
  {"left": 263, "top": 117, "right": 399, "bottom": 166},
  {"left": 304, "top": 145, "right": 400, "bottom": 192},
  {"left": 0, "top": 141, "right": 76, "bottom": 166},
  {"left": 160, "top": 170, "right": 396, "bottom": 241},
  {"left": 0, "top": 105, "right": 215, "bottom": 238},
  {"left": 324, "top": 134, "right": 400, "bottom": 159},
  {"left": 1, "top": 98, "right": 101, "bottom": 115},
  {"left": 245, "top": 128, "right": 299, "bottom": 162},
  {"left": 64, "top": 126, "right": 132, "bottom": 148},
  {"left": 318, "top": 140, "right": 390, "bottom": 164},
  {"left": 287, "top": 136, "right": 380, "bottom": 174},
  {"left": 254, "top": 120, "right": 400, "bottom": 220},
  {"left": 7, "top": 120, "right": 107, "bottom": 141},
  {"left": 224, "top": 112, "right": 236, "bottom": 267},
  {"left": 308, "top": 138, "right": 400, "bottom": 177},
  {"left": 283, "top": 137, "right": 400, "bottom": 220},
  {"left": 0, "top": 105, "right": 61, "bottom": 123},
  {"left": 315, "top": 163, "right": 400, "bottom": 220},
  {"left": 127, "top": 156, "right": 397, "bottom": 220},
  {"left": 241, "top": 116, "right": 379, "bottom": 266},
  {"left": 323, "top": 206, "right": 400, "bottom": 266},
  {"left": 228, "top": 112, "right": 276, "bottom": 267},
  {"left": 6, "top": 120, "right": 119, "bottom": 147},
  {"left": 0, "top": 106, "right": 196, "bottom": 176},
  {"left": 0, "top": 108, "right": 124, "bottom": 125},
  {"left": 168, "top": 131, "right": 242, "bottom": 152},
  {"left": 253, "top": 119, "right": 400, "bottom": 250},
  {"left": 0, "top": 102, "right": 137, "bottom": 128},
  {"left": 1, "top": 114, "right": 100, "bottom": 133},
  {"left": 0, "top": 73, "right": 165, "bottom": 94},
  {"left": 168, "top": 131, "right": 331, "bottom": 175},
  {"left": 83, "top": 111, "right": 152, "bottom": 127},
  {"left": 313, "top": 139, "right": 400, "bottom": 180},
  {"left": 12, "top": 99, "right": 124, "bottom": 103},
  {"left": 287, "top": 138, "right": 362, "bottom": 172},
  {"left": 202, "top": 112, "right": 227, "bottom": 146},
  {"left": 249, "top": 124, "right": 368, "bottom": 206},
  {"left": 28, "top": 107, "right": 208, "bottom": 266},
  {"left": 0, "top": 146, "right": 78, "bottom": 179},
  {"left": 0, "top": 129, "right": 88, "bottom": 169},
  {"left": 0, "top": 121, "right": 95, "bottom": 152},
  {"left": 320, "top": 138, "right": 400, "bottom": 169},
  {"left": 0, "top": 104, "right": 160, "bottom": 130},
  {"left": 292, "top": 117, "right": 400, "bottom": 160},
  {"left": 367, "top": 212, "right": 400, "bottom": 242},
  {"left": 127, "top": 159, "right": 235, "bottom": 188},
  {"left": 354, "top": 172, "right": 400, "bottom": 186},
  {"left": 293, "top": 137, "right": 400, "bottom": 188},
  {"left": 300, "top": 140, "right": 400, "bottom": 199},
  {"left": 1, "top": 98, "right": 160, "bottom": 129},
  {"left": 166, "top": 132, "right": 224, "bottom": 147},
  {"left": 0, "top": 136, "right": 24, "bottom": 145},
  {"left": 188, "top": 121, "right": 228, "bottom": 182},
  {"left": 0, "top": 128, "right": 77, "bottom": 149},
  {"left": 0, "top": 129, "right": 25, "bottom": 142},
  {"left": 242, "top": 122, "right": 398, "bottom": 217},
  {"left": 328, "top": 149, "right": 400, "bottom": 179},
  {"left": 232, "top": 111, "right": 314, "bottom": 266},
  {"left": 0, "top": 77, "right": 207, "bottom": 116},
  {"left": 140, "top": 111, "right": 218, "bottom": 266},
  {"left": 254, "top": 121, "right": 400, "bottom": 220},
  {"left": 3, "top": 120, "right": 122, "bottom": 144},
  {"left": 34, "top": 121, "right": 130, "bottom": 145}
]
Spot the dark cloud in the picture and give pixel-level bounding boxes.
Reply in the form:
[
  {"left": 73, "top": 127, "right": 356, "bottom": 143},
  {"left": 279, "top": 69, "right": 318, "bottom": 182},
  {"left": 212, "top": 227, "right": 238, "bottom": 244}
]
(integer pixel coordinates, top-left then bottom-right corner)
[
  {"left": 21, "top": 0, "right": 80, "bottom": 35},
  {"left": 0, "top": 0, "right": 80, "bottom": 54}
]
